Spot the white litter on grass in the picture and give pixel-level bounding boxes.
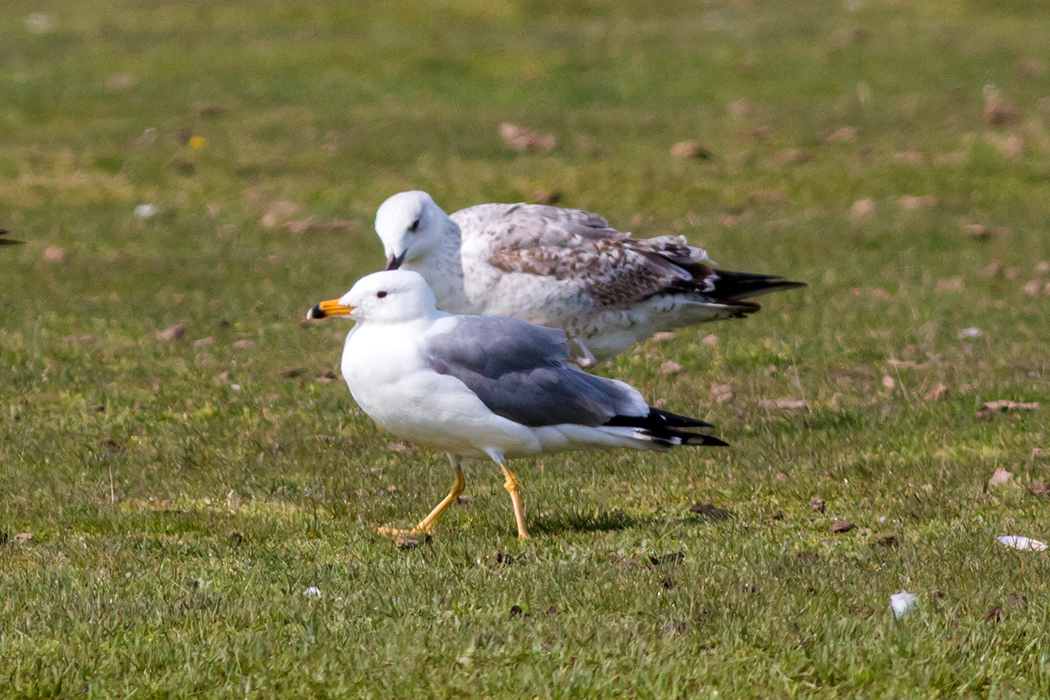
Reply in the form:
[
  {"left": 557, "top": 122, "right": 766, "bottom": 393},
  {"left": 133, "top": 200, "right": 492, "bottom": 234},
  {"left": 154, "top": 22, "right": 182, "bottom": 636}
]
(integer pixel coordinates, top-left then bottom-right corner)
[
  {"left": 25, "top": 13, "right": 55, "bottom": 34},
  {"left": 134, "top": 204, "right": 157, "bottom": 219},
  {"left": 890, "top": 591, "right": 918, "bottom": 618},
  {"left": 958, "top": 327, "right": 983, "bottom": 338},
  {"left": 303, "top": 586, "right": 321, "bottom": 597},
  {"left": 996, "top": 535, "right": 1047, "bottom": 551}
]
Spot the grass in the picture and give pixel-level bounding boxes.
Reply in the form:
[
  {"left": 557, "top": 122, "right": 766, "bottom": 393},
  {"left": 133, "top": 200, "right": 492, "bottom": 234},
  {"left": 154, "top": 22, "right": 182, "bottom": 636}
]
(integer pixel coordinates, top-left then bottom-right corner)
[{"left": 2, "top": 0, "right": 1050, "bottom": 696}]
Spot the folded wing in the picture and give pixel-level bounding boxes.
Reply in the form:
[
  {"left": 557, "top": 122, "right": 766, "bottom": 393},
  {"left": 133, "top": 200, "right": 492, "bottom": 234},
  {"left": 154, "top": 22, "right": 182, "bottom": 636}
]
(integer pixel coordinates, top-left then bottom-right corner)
[
  {"left": 453, "top": 203, "right": 802, "bottom": 310},
  {"left": 423, "top": 316, "right": 643, "bottom": 427}
]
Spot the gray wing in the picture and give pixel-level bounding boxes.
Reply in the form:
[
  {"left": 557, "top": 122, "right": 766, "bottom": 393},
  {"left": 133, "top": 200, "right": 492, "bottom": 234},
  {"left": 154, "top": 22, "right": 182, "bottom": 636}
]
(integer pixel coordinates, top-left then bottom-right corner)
[{"left": 423, "top": 316, "right": 641, "bottom": 427}]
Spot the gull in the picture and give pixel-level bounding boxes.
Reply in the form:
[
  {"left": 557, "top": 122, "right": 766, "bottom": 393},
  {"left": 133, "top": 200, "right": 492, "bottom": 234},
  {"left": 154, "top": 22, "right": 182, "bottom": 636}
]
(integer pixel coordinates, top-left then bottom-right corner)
[
  {"left": 308, "top": 270, "right": 727, "bottom": 539},
  {"left": 375, "top": 191, "right": 804, "bottom": 364}
]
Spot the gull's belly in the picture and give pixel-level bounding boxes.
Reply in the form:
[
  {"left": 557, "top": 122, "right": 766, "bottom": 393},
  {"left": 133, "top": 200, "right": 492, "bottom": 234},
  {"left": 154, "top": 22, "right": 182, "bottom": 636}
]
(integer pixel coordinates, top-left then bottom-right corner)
[
  {"left": 341, "top": 331, "right": 540, "bottom": 458},
  {"left": 353, "top": 373, "right": 540, "bottom": 458},
  {"left": 464, "top": 267, "right": 740, "bottom": 360},
  {"left": 466, "top": 271, "right": 598, "bottom": 326}
]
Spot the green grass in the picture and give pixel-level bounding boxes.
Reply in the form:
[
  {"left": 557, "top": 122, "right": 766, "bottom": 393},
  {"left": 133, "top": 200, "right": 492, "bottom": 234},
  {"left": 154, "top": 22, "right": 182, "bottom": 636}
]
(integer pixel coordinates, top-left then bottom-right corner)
[{"left": 2, "top": 0, "right": 1050, "bottom": 696}]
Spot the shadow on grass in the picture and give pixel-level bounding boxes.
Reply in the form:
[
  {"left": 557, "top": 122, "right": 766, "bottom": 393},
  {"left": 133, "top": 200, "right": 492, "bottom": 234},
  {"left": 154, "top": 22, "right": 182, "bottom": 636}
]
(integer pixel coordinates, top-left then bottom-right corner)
[{"left": 528, "top": 508, "right": 645, "bottom": 536}]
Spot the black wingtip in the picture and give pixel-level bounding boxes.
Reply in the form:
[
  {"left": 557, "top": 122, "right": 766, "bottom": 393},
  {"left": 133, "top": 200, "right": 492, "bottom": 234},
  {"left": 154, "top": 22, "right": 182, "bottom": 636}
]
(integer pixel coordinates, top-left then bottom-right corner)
[
  {"left": 605, "top": 407, "right": 726, "bottom": 448},
  {"left": 650, "top": 428, "right": 728, "bottom": 448},
  {"left": 650, "top": 407, "right": 714, "bottom": 429},
  {"left": 686, "top": 435, "right": 729, "bottom": 447},
  {"left": 0, "top": 228, "right": 26, "bottom": 246},
  {"left": 711, "top": 270, "right": 806, "bottom": 301},
  {"left": 605, "top": 407, "right": 713, "bottom": 431}
]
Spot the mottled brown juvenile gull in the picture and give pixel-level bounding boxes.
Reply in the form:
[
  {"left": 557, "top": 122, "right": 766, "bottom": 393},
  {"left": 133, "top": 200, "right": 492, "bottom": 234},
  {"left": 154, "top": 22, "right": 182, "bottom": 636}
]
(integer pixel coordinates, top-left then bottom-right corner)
[
  {"left": 375, "top": 191, "right": 804, "bottom": 364},
  {"left": 307, "top": 270, "right": 726, "bottom": 539}
]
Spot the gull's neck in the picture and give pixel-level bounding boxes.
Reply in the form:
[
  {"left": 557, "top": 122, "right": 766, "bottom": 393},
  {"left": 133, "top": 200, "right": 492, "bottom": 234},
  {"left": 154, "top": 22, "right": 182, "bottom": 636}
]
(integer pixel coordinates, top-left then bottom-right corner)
[
  {"left": 343, "top": 313, "right": 439, "bottom": 362},
  {"left": 407, "top": 218, "right": 473, "bottom": 314}
]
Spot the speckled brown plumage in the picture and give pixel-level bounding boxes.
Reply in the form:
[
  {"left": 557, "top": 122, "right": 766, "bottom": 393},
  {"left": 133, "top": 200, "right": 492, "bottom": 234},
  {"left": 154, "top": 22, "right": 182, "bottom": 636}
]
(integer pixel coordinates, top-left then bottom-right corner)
[
  {"left": 373, "top": 191, "right": 805, "bottom": 361},
  {"left": 476, "top": 204, "right": 717, "bottom": 307}
]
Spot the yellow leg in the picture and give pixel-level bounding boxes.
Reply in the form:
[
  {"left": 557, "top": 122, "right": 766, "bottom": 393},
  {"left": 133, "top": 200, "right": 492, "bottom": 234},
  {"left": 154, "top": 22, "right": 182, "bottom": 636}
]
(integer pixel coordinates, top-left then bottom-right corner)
[
  {"left": 500, "top": 464, "right": 530, "bottom": 539},
  {"left": 378, "top": 464, "right": 466, "bottom": 536}
]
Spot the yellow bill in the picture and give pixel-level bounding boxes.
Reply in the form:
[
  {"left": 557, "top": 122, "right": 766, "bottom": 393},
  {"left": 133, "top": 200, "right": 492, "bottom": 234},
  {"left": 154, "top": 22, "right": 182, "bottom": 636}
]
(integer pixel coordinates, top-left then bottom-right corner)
[{"left": 307, "top": 299, "right": 355, "bottom": 320}]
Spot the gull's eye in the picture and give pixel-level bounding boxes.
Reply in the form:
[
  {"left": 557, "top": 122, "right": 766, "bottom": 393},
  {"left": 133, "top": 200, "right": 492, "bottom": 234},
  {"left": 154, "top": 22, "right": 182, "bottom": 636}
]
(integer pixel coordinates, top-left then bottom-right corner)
[
  {"left": 408, "top": 218, "right": 420, "bottom": 233},
  {"left": 376, "top": 291, "right": 387, "bottom": 299}
]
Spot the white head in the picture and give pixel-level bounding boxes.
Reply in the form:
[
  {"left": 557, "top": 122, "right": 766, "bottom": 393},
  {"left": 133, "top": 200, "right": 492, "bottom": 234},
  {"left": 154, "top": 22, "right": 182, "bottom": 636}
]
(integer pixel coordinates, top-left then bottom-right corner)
[
  {"left": 374, "top": 191, "right": 454, "bottom": 270},
  {"left": 308, "top": 270, "right": 438, "bottom": 324}
]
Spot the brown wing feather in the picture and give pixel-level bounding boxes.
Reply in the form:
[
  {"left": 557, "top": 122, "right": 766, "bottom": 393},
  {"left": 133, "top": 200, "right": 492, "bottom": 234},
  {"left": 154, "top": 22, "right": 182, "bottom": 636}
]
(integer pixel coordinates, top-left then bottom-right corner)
[
  {"left": 488, "top": 238, "right": 706, "bottom": 307},
  {"left": 454, "top": 203, "right": 690, "bottom": 306},
  {"left": 459, "top": 202, "right": 799, "bottom": 310}
]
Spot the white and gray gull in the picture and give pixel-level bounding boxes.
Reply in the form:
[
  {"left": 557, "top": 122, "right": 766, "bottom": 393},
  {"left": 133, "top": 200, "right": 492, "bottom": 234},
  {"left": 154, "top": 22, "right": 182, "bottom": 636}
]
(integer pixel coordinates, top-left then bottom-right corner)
[
  {"left": 307, "top": 270, "right": 727, "bottom": 539},
  {"left": 375, "top": 190, "right": 805, "bottom": 364}
]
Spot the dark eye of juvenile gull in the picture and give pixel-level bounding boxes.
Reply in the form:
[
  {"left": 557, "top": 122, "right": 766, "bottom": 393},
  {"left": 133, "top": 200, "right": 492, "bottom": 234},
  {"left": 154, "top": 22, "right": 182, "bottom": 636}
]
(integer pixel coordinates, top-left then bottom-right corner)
[
  {"left": 377, "top": 291, "right": 388, "bottom": 298},
  {"left": 408, "top": 218, "right": 420, "bottom": 233}
]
